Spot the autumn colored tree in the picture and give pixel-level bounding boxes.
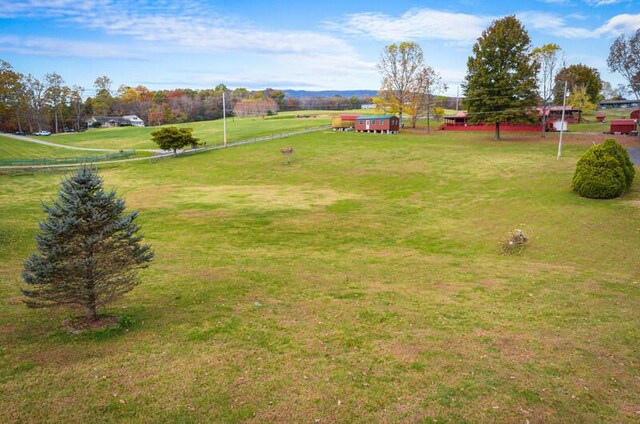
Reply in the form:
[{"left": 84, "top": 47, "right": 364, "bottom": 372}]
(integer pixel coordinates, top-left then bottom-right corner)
[
  {"left": 44, "top": 72, "right": 67, "bottom": 133},
  {"left": 0, "top": 60, "right": 24, "bottom": 132},
  {"left": 377, "top": 42, "right": 426, "bottom": 127},
  {"left": 533, "top": 43, "right": 563, "bottom": 136},
  {"left": 463, "top": 16, "right": 539, "bottom": 140},
  {"left": 567, "top": 86, "right": 596, "bottom": 113},
  {"left": 553, "top": 64, "right": 602, "bottom": 104}
]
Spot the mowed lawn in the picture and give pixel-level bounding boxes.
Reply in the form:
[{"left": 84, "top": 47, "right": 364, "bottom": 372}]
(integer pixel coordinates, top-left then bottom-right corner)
[
  {"left": 0, "top": 135, "right": 96, "bottom": 160},
  {"left": 49, "top": 113, "right": 332, "bottom": 150},
  {"left": 1, "top": 129, "right": 639, "bottom": 422}
]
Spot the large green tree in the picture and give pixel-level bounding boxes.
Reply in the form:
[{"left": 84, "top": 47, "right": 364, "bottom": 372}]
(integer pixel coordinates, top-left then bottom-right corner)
[
  {"left": 462, "top": 16, "right": 539, "bottom": 140},
  {"left": 22, "top": 167, "right": 153, "bottom": 321},
  {"left": 553, "top": 64, "right": 603, "bottom": 104}
]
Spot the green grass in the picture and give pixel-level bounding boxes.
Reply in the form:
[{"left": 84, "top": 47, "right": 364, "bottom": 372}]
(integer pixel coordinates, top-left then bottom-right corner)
[
  {"left": 571, "top": 108, "right": 636, "bottom": 132},
  {"left": 1, "top": 128, "right": 639, "bottom": 422},
  {"left": 0, "top": 135, "right": 96, "bottom": 159},
  {"left": 50, "top": 113, "right": 332, "bottom": 150}
]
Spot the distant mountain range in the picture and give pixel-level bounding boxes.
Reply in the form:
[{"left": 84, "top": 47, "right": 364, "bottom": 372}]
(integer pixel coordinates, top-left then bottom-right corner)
[{"left": 282, "top": 89, "right": 378, "bottom": 98}]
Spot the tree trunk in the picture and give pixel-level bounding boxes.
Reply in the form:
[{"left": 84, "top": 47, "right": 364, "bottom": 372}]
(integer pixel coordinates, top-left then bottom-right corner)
[
  {"left": 541, "top": 112, "right": 547, "bottom": 138},
  {"left": 494, "top": 121, "right": 501, "bottom": 141},
  {"left": 87, "top": 303, "right": 98, "bottom": 321},
  {"left": 426, "top": 95, "right": 431, "bottom": 134},
  {"left": 16, "top": 107, "right": 23, "bottom": 133}
]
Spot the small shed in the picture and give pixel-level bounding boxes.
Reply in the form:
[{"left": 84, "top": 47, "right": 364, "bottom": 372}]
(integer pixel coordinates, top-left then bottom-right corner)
[
  {"left": 331, "top": 114, "right": 360, "bottom": 130},
  {"left": 631, "top": 109, "right": 640, "bottom": 120},
  {"left": 354, "top": 115, "right": 400, "bottom": 133},
  {"left": 610, "top": 119, "right": 637, "bottom": 134}
]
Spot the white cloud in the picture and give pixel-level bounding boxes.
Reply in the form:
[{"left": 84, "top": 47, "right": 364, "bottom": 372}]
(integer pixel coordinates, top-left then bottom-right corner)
[
  {"left": 518, "top": 11, "right": 640, "bottom": 38},
  {"left": 596, "top": 14, "right": 640, "bottom": 35},
  {"left": 0, "top": 0, "right": 353, "bottom": 56},
  {"left": 325, "top": 8, "right": 493, "bottom": 43},
  {"left": 0, "top": 35, "right": 142, "bottom": 59},
  {"left": 584, "top": 0, "right": 624, "bottom": 5}
]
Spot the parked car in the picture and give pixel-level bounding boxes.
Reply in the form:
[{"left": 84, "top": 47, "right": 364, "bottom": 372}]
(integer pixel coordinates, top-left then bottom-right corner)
[
  {"left": 15, "top": 131, "right": 27, "bottom": 136},
  {"left": 34, "top": 131, "right": 52, "bottom": 136}
]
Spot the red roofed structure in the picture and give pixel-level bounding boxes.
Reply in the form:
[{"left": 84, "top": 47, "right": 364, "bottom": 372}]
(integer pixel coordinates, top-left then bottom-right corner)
[{"left": 610, "top": 119, "right": 638, "bottom": 135}]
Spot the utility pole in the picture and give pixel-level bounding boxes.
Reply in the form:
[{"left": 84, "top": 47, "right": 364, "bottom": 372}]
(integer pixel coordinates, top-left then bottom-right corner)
[
  {"left": 557, "top": 81, "right": 567, "bottom": 160},
  {"left": 455, "top": 86, "right": 459, "bottom": 111},
  {"left": 222, "top": 91, "right": 227, "bottom": 147}
]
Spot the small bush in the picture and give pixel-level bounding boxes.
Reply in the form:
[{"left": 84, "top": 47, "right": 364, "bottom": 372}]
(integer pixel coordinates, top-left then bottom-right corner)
[
  {"left": 601, "top": 138, "right": 635, "bottom": 189},
  {"left": 572, "top": 145, "right": 627, "bottom": 199}
]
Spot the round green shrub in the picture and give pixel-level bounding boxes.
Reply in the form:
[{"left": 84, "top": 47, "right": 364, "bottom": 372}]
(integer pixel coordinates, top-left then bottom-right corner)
[
  {"left": 602, "top": 138, "right": 635, "bottom": 189},
  {"left": 572, "top": 145, "right": 627, "bottom": 199}
]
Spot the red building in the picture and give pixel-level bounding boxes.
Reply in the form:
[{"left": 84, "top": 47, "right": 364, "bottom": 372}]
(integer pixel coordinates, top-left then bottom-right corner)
[
  {"left": 354, "top": 115, "right": 400, "bottom": 133},
  {"left": 442, "top": 111, "right": 468, "bottom": 126},
  {"left": 610, "top": 119, "right": 638, "bottom": 135},
  {"left": 331, "top": 114, "right": 360, "bottom": 130},
  {"left": 630, "top": 109, "right": 639, "bottom": 120},
  {"left": 440, "top": 111, "right": 542, "bottom": 132}
]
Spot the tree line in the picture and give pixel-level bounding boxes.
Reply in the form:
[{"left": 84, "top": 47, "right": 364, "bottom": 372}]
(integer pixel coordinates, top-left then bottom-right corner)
[
  {"left": 0, "top": 61, "right": 372, "bottom": 134},
  {"left": 376, "top": 18, "right": 638, "bottom": 140}
]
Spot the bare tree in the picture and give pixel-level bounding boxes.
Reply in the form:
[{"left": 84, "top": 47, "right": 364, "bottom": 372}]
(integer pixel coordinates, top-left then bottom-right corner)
[
  {"left": 94, "top": 75, "right": 113, "bottom": 94},
  {"left": 377, "top": 42, "right": 425, "bottom": 128},
  {"left": 416, "top": 66, "right": 446, "bottom": 133},
  {"left": 608, "top": 29, "right": 640, "bottom": 138},
  {"left": 70, "top": 85, "right": 85, "bottom": 131},
  {"left": 533, "top": 43, "right": 563, "bottom": 137},
  {"left": 45, "top": 72, "right": 66, "bottom": 133},
  {"left": 24, "top": 75, "right": 47, "bottom": 132}
]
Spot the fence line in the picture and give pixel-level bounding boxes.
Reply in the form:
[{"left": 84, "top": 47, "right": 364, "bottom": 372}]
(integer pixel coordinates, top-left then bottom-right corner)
[
  {"left": 1, "top": 126, "right": 330, "bottom": 170},
  {"left": 0, "top": 150, "right": 136, "bottom": 166}
]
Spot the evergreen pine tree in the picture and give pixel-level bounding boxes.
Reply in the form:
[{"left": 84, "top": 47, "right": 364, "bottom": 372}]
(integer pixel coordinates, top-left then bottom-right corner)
[
  {"left": 462, "top": 16, "right": 539, "bottom": 140},
  {"left": 22, "top": 167, "right": 153, "bottom": 321}
]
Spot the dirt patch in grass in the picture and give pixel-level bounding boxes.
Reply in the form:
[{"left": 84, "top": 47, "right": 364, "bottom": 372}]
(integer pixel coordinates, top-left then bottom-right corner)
[
  {"left": 126, "top": 185, "right": 175, "bottom": 208},
  {"left": 63, "top": 315, "right": 119, "bottom": 334},
  {"left": 184, "top": 185, "right": 356, "bottom": 210}
]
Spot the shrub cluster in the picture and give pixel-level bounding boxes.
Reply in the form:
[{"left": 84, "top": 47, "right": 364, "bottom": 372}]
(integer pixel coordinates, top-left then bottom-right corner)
[{"left": 572, "top": 139, "right": 635, "bottom": 199}]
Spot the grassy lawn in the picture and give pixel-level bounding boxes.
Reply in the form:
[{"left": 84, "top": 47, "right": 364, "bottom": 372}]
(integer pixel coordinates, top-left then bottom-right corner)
[
  {"left": 50, "top": 113, "right": 332, "bottom": 150},
  {"left": 1, "top": 129, "right": 639, "bottom": 422},
  {"left": 570, "top": 108, "right": 637, "bottom": 133},
  {"left": 0, "top": 135, "right": 97, "bottom": 159}
]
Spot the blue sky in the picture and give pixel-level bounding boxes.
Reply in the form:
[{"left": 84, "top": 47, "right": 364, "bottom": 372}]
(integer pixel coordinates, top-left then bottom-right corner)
[{"left": 1, "top": 0, "right": 639, "bottom": 96}]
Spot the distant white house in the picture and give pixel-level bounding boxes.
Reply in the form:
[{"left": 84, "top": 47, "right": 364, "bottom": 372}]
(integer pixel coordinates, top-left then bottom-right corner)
[
  {"left": 87, "top": 115, "right": 146, "bottom": 128},
  {"left": 123, "top": 115, "right": 145, "bottom": 127},
  {"left": 361, "top": 104, "right": 376, "bottom": 109}
]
